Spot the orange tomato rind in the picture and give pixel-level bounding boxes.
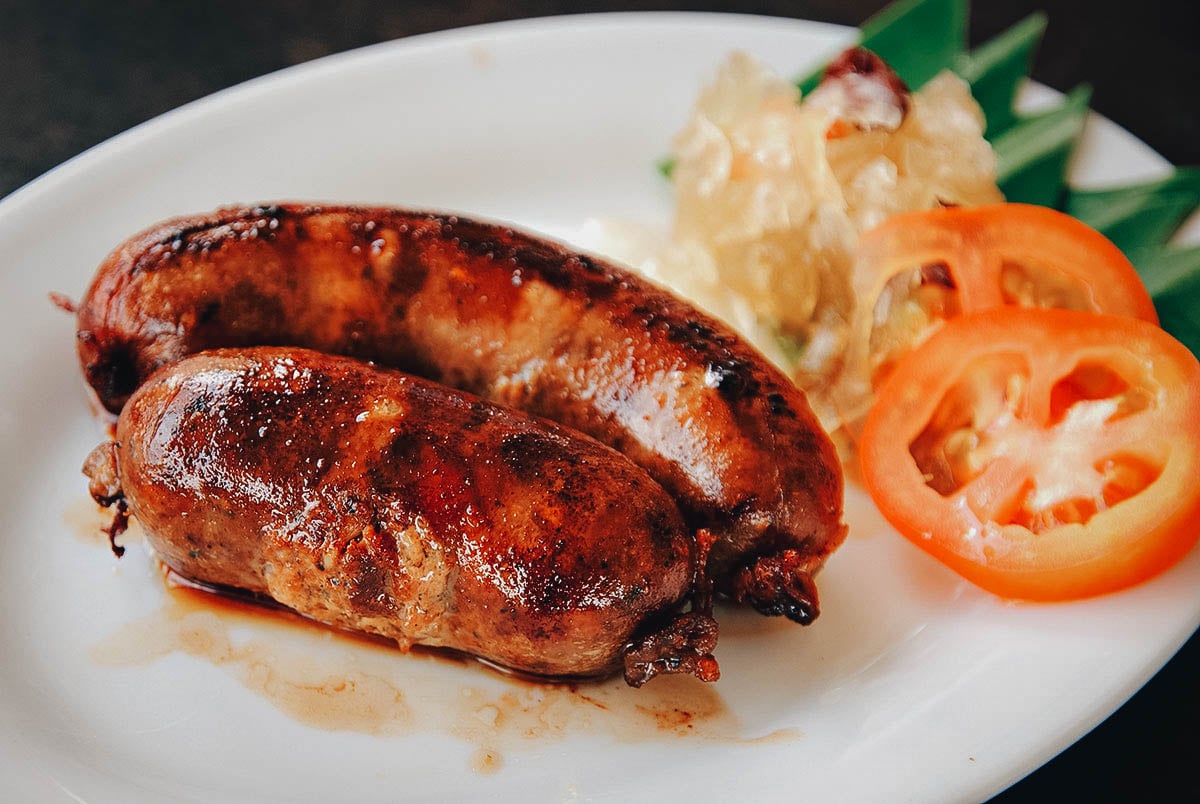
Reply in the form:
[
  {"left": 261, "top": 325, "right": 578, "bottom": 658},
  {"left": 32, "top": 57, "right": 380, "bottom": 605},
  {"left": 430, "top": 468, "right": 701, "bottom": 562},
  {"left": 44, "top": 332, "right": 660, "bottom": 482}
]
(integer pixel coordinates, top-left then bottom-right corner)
[{"left": 859, "top": 307, "right": 1200, "bottom": 602}]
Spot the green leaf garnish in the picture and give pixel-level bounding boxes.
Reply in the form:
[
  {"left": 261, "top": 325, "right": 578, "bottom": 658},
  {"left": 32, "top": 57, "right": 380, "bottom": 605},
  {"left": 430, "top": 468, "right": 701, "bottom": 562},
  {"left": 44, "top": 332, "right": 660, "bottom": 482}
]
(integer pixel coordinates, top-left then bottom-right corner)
[
  {"left": 1065, "top": 169, "right": 1200, "bottom": 264},
  {"left": 993, "top": 85, "right": 1092, "bottom": 208},
  {"left": 1136, "top": 245, "right": 1200, "bottom": 355},
  {"left": 955, "top": 12, "right": 1047, "bottom": 138},
  {"left": 859, "top": 0, "right": 967, "bottom": 89},
  {"left": 797, "top": 0, "right": 967, "bottom": 95}
]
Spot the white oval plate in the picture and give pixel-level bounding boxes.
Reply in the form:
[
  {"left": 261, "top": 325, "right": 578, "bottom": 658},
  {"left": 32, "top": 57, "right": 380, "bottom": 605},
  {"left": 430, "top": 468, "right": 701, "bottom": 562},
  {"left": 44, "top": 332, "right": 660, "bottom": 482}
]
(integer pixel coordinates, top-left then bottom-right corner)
[{"left": 1, "top": 13, "right": 1196, "bottom": 804}]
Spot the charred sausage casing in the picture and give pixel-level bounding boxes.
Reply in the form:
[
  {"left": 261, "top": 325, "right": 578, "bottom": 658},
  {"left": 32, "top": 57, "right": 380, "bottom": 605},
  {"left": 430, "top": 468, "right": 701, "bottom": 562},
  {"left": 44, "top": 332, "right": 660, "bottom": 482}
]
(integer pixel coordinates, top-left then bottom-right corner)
[
  {"left": 82, "top": 348, "right": 718, "bottom": 685},
  {"left": 75, "top": 204, "right": 847, "bottom": 622}
]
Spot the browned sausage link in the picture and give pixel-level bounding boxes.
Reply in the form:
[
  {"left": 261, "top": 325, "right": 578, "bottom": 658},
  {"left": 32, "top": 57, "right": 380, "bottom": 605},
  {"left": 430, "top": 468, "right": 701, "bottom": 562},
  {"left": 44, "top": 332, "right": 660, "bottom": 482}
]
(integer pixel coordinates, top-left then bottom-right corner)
[
  {"left": 75, "top": 204, "right": 847, "bottom": 622},
  {"left": 82, "top": 347, "right": 717, "bottom": 684}
]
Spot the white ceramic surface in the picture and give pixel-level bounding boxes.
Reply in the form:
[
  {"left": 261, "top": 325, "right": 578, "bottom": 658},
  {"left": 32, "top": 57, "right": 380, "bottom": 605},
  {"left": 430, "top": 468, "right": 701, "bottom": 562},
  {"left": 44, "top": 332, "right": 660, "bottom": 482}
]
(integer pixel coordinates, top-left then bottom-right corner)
[{"left": 1, "top": 13, "right": 1196, "bottom": 803}]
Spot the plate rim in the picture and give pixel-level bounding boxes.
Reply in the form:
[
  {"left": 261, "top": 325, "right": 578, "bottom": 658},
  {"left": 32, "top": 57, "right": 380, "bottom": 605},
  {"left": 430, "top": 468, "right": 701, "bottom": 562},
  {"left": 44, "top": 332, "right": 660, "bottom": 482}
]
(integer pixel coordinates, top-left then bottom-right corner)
[{"left": 0, "top": 11, "right": 1194, "bottom": 804}]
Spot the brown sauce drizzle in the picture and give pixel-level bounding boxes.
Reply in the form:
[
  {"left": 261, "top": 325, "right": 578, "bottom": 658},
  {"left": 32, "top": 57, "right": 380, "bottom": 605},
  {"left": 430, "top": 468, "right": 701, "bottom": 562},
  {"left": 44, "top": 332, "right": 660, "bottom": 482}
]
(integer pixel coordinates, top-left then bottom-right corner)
[
  {"left": 63, "top": 495, "right": 142, "bottom": 551},
  {"left": 78, "top": 511, "right": 800, "bottom": 769}
]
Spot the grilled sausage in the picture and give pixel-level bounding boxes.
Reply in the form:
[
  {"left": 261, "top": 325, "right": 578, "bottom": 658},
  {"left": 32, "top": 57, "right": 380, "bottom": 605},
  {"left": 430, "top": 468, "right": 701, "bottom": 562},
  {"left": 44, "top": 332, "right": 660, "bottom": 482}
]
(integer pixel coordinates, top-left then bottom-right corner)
[
  {"left": 75, "top": 204, "right": 846, "bottom": 622},
  {"left": 83, "top": 348, "right": 718, "bottom": 685}
]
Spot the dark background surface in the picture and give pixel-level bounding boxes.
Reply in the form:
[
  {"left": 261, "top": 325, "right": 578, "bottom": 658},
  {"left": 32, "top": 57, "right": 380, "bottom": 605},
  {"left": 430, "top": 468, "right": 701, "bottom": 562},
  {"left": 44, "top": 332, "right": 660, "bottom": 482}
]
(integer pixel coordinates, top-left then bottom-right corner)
[{"left": 2, "top": 1, "right": 1196, "bottom": 801}]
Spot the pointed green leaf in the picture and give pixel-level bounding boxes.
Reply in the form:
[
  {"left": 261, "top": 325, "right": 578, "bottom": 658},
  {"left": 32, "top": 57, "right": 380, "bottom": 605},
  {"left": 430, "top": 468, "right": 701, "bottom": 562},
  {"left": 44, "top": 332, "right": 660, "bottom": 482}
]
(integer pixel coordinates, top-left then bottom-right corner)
[
  {"left": 1064, "top": 169, "right": 1200, "bottom": 261},
  {"left": 993, "top": 85, "right": 1092, "bottom": 207},
  {"left": 797, "top": 0, "right": 968, "bottom": 95},
  {"left": 1137, "top": 245, "right": 1200, "bottom": 356},
  {"left": 861, "top": 0, "right": 968, "bottom": 88},
  {"left": 955, "top": 13, "right": 1047, "bottom": 138}
]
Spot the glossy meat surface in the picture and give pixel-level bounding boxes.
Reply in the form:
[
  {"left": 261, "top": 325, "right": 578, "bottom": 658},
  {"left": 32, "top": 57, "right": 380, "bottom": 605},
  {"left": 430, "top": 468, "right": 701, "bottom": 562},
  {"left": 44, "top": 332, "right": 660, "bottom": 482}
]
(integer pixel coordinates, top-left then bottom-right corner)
[
  {"left": 86, "top": 348, "right": 711, "bottom": 681},
  {"left": 76, "top": 204, "right": 846, "bottom": 620}
]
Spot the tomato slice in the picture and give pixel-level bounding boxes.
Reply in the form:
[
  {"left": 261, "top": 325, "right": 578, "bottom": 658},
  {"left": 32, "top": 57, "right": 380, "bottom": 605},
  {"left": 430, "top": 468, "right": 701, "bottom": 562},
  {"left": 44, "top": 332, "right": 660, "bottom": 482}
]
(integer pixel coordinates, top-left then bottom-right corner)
[
  {"left": 834, "top": 204, "right": 1159, "bottom": 432},
  {"left": 858, "top": 307, "right": 1200, "bottom": 601}
]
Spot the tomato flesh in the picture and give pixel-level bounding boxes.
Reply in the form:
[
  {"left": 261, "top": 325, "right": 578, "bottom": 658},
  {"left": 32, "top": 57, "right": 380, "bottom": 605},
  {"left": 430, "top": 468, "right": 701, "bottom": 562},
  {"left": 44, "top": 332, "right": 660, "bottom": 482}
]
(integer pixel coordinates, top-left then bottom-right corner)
[
  {"left": 835, "top": 204, "right": 1160, "bottom": 433},
  {"left": 859, "top": 308, "right": 1200, "bottom": 601}
]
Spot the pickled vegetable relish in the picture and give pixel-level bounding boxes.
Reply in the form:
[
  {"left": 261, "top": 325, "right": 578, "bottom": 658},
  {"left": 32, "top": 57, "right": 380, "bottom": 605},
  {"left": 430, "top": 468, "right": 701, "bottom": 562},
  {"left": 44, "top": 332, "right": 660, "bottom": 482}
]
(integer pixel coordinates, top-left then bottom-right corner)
[{"left": 593, "top": 51, "right": 1001, "bottom": 445}]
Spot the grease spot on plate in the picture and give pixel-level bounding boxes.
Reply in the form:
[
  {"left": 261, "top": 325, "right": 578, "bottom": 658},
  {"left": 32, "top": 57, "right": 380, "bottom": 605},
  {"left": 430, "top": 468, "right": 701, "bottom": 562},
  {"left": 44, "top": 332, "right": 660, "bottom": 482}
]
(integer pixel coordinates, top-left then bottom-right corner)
[{"left": 87, "top": 558, "right": 780, "bottom": 771}]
